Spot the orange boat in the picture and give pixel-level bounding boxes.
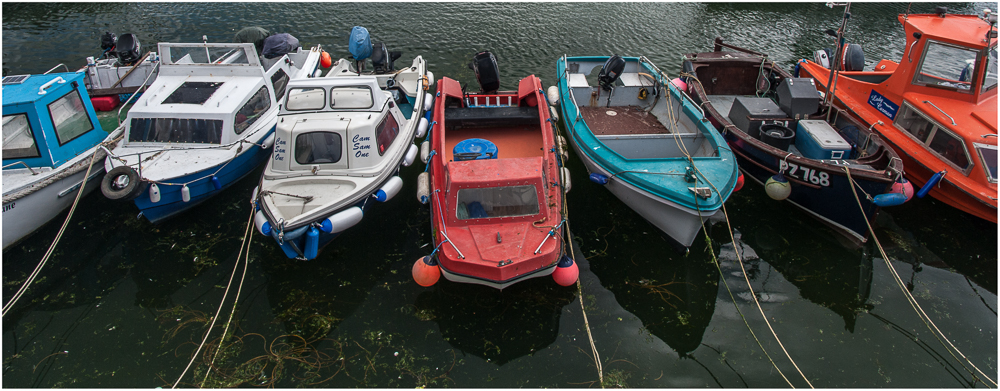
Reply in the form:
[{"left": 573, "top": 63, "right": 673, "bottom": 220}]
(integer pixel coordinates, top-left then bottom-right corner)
[{"left": 797, "top": 7, "right": 997, "bottom": 222}]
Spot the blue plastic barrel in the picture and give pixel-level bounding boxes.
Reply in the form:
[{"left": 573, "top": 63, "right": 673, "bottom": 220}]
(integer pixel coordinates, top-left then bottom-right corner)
[{"left": 453, "top": 138, "right": 498, "bottom": 161}]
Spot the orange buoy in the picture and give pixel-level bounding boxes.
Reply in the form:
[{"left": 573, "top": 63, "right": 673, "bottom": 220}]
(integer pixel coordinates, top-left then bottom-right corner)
[
  {"left": 320, "top": 50, "right": 332, "bottom": 68},
  {"left": 734, "top": 172, "right": 745, "bottom": 192},
  {"left": 412, "top": 256, "right": 440, "bottom": 287},
  {"left": 552, "top": 255, "right": 578, "bottom": 286}
]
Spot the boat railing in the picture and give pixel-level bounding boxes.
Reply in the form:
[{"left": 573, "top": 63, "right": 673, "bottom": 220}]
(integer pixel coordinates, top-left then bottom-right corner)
[
  {"left": 712, "top": 37, "right": 767, "bottom": 57},
  {"left": 922, "top": 100, "right": 956, "bottom": 125},
  {"left": 638, "top": 56, "right": 706, "bottom": 121},
  {"left": 2, "top": 161, "right": 39, "bottom": 175},
  {"left": 117, "top": 60, "right": 162, "bottom": 126},
  {"left": 43, "top": 64, "right": 70, "bottom": 75},
  {"left": 465, "top": 94, "right": 515, "bottom": 108}
]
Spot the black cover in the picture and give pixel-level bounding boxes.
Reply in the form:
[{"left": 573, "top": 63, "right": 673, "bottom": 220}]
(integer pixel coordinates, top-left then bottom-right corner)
[
  {"left": 371, "top": 41, "right": 402, "bottom": 74},
  {"left": 234, "top": 26, "right": 271, "bottom": 55},
  {"left": 842, "top": 43, "right": 864, "bottom": 72},
  {"left": 776, "top": 78, "right": 820, "bottom": 119},
  {"left": 115, "top": 33, "right": 141, "bottom": 65},
  {"left": 471, "top": 51, "right": 500, "bottom": 93},
  {"left": 262, "top": 33, "right": 300, "bottom": 59},
  {"left": 101, "top": 31, "right": 117, "bottom": 52},
  {"left": 728, "top": 96, "right": 787, "bottom": 138},
  {"left": 598, "top": 55, "right": 626, "bottom": 91},
  {"left": 759, "top": 124, "right": 795, "bottom": 151}
]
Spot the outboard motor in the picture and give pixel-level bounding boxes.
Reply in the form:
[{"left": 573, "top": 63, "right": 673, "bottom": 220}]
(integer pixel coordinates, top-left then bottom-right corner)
[
  {"left": 598, "top": 55, "right": 626, "bottom": 91},
  {"left": 471, "top": 51, "right": 500, "bottom": 94},
  {"left": 371, "top": 41, "right": 402, "bottom": 74},
  {"left": 116, "top": 33, "right": 141, "bottom": 66},
  {"left": 101, "top": 31, "right": 117, "bottom": 58}
]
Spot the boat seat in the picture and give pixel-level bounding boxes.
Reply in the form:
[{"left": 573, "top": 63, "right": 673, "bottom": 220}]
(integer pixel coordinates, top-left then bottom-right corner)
[
  {"left": 568, "top": 73, "right": 590, "bottom": 88},
  {"left": 445, "top": 106, "right": 539, "bottom": 128}
]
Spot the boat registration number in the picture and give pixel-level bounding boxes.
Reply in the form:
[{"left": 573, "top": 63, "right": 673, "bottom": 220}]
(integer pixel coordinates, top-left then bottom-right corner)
[{"left": 779, "top": 161, "right": 830, "bottom": 187}]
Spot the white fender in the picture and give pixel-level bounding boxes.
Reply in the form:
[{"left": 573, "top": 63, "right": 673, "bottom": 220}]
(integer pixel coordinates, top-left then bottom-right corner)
[
  {"left": 149, "top": 183, "right": 161, "bottom": 203},
  {"left": 549, "top": 106, "right": 559, "bottom": 122},
  {"left": 181, "top": 184, "right": 191, "bottom": 202},
  {"left": 416, "top": 171, "right": 430, "bottom": 204},
  {"left": 320, "top": 206, "right": 364, "bottom": 233},
  {"left": 420, "top": 140, "right": 431, "bottom": 164},
  {"left": 416, "top": 117, "right": 429, "bottom": 139},
  {"left": 423, "top": 92, "right": 433, "bottom": 112},
  {"left": 251, "top": 185, "right": 259, "bottom": 204},
  {"left": 254, "top": 210, "right": 272, "bottom": 235},
  {"left": 375, "top": 176, "right": 403, "bottom": 202},
  {"left": 561, "top": 167, "right": 572, "bottom": 193},
  {"left": 313, "top": 69, "right": 322, "bottom": 78},
  {"left": 261, "top": 133, "right": 276, "bottom": 149},
  {"left": 402, "top": 144, "right": 419, "bottom": 167},
  {"left": 546, "top": 85, "right": 559, "bottom": 107}
]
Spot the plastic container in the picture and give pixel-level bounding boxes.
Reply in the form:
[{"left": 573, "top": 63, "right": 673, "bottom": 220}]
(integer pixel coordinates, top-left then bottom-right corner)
[{"left": 759, "top": 124, "right": 795, "bottom": 151}]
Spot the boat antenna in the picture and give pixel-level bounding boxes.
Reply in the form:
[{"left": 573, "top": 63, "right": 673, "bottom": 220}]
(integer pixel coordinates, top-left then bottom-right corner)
[{"left": 824, "top": 2, "right": 852, "bottom": 121}]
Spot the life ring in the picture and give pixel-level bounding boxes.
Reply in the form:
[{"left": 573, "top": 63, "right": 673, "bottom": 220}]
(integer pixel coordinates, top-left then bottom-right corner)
[{"left": 101, "top": 165, "right": 145, "bottom": 200}]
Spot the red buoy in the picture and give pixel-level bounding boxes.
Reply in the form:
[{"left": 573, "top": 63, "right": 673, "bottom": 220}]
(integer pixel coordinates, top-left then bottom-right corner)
[
  {"left": 734, "top": 172, "right": 745, "bottom": 192},
  {"left": 320, "top": 50, "right": 333, "bottom": 68},
  {"left": 412, "top": 256, "right": 440, "bottom": 287},
  {"left": 552, "top": 255, "right": 579, "bottom": 286},
  {"left": 891, "top": 178, "right": 914, "bottom": 201}
]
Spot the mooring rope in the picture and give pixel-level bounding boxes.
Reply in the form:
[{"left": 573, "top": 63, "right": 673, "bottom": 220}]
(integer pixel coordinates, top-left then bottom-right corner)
[
  {"left": 844, "top": 167, "right": 997, "bottom": 388},
  {"left": 172, "top": 208, "right": 255, "bottom": 388},
  {"left": 2, "top": 150, "right": 101, "bottom": 318}
]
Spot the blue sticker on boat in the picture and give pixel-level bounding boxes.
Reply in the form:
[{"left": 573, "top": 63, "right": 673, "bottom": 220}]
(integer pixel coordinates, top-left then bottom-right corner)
[{"left": 867, "top": 90, "right": 899, "bottom": 120}]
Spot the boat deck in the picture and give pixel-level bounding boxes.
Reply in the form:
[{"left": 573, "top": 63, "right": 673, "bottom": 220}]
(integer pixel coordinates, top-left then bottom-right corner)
[
  {"left": 444, "top": 125, "right": 544, "bottom": 162},
  {"left": 580, "top": 106, "right": 671, "bottom": 136}
]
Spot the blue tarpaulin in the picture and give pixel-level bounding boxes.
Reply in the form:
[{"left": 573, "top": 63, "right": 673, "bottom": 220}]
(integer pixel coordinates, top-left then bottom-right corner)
[
  {"left": 349, "top": 26, "right": 372, "bottom": 61},
  {"left": 262, "top": 33, "right": 299, "bottom": 59}
]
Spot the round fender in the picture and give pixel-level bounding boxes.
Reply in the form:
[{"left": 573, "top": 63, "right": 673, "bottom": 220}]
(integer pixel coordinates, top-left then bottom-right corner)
[
  {"left": 416, "top": 117, "right": 429, "bottom": 139},
  {"left": 423, "top": 92, "right": 434, "bottom": 112},
  {"left": 546, "top": 85, "right": 560, "bottom": 107},
  {"left": 375, "top": 176, "right": 403, "bottom": 202},
  {"left": 101, "top": 165, "right": 144, "bottom": 200},
  {"left": 261, "top": 133, "right": 276, "bottom": 149},
  {"left": 402, "top": 144, "right": 418, "bottom": 167}
]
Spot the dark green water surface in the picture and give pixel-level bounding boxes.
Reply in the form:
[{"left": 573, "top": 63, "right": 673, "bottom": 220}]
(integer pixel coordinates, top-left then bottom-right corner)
[{"left": 3, "top": 2, "right": 996, "bottom": 387}]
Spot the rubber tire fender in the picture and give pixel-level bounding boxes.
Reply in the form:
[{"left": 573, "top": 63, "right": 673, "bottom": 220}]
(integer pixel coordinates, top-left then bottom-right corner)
[{"left": 101, "top": 165, "right": 145, "bottom": 201}]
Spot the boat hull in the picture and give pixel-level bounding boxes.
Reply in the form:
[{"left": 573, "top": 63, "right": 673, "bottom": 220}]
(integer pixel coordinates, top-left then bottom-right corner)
[
  {"left": 2, "top": 159, "right": 105, "bottom": 249},
  {"left": 132, "top": 128, "right": 273, "bottom": 223}
]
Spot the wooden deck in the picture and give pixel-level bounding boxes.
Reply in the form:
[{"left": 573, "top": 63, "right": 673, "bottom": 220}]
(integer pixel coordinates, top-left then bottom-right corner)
[{"left": 580, "top": 106, "right": 670, "bottom": 136}]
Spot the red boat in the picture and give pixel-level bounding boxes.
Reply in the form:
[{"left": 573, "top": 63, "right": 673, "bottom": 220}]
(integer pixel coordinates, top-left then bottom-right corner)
[
  {"left": 411, "top": 52, "right": 577, "bottom": 289},
  {"left": 797, "top": 7, "right": 997, "bottom": 222}
]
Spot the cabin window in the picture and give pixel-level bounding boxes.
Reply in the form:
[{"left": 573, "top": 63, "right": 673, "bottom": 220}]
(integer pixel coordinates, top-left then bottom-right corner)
[
  {"left": 48, "top": 88, "right": 94, "bottom": 146},
  {"left": 128, "top": 118, "right": 223, "bottom": 144},
  {"left": 168, "top": 46, "right": 250, "bottom": 65},
  {"left": 894, "top": 104, "right": 935, "bottom": 143},
  {"left": 982, "top": 46, "right": 997, "bottom": 93},
  {"left": 375, "top": 113, "right": 399, "bottom": 156},
  {"left": 455, "top": 185, "right": 539, "bottom": 220},
  {"left": 2, "top": 114, "right": 40, "bottom": 159},
  {"left": 271, "top": 69, "right": 290, "bottom": 100},
  {"left": 914, "top": 40, "right": 977, "bottom": 92},
  {"left": 330, "top": 86, "right": 374, "bottom": 109},
  {"left": 163, "top": 82, "right": 223, "bottom": 105},
  {"left": 234, "top": 86, "right": 271, "bottom": 135},
  {"left": 975, "top": 144, "right": 997, "bottom": 183},
  {"left": 295, "top": 131, "right": 342, "bottom": 164},
  {"left": 927, "top": 128, "right": 970, "bottom": 171},
  {"left": 285, "top": 87, "right": 326, "bottom": 111}
]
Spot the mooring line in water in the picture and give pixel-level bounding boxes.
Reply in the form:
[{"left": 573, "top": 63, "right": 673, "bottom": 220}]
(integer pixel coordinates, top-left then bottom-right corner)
[
  {"left": 691, "top": 164, "right": 814, "bottom": 388},
  {"left": 172, "top": 208, "right": 255, "bottom": 388},
  {"left": 2, "top": 151, "right": 102, "bottom": 318},
  {"left": 844, "top": 168, "right": 997, "bottom": 388},
  {"left": 565, "top": 218, "right": 603, "bottom": 386}
]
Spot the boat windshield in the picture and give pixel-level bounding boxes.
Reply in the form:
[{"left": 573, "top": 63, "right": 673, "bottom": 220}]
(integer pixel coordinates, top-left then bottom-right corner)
[
  {"left": 2, "top": 114, "right": 39, "bottom": 159},
  {"left": 48, "top": 88, "right": 94, "bottom": 145},
  {"left": 168, "top": 46, "right": 250, "bottom": 65},
  {"left": 128, "top": 117, "right": 223, "bottom": 144},
  {"left": 982, "top": 45, "right": 997, "bottom": 94},
  {"left": 456, "top": 185, "right": 539, "bottom": 220},
  {"left": 330, "top": 86, "right": 374, "bottom": 109},
  {"left": 894, "top": 104, "right": 972, "bottom": 172},
  {"left": 975, "top": 143, "right": 998, "bottom": 183},
  {"left": 285, "top": 87, "right": 326, "bottom": 111},
  {"left": 914, "top": 40, "right": 978, "bottom": 92}
]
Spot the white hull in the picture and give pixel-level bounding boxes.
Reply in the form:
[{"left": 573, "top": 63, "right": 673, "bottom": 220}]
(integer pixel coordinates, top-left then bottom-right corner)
[
  {"left": 439, "top": 264, "right": 556, "bottom": 290},
  {"left": 2, "top": 158, "right": 105, "bottom": 249},
  {"left": 569, "top": 138, "right": 722, "bottom": 248}
]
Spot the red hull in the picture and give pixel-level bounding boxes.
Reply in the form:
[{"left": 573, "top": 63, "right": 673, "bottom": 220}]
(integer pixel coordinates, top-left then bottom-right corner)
[{"left": 427, "top": 75, "right": 566, "bottom": 288}]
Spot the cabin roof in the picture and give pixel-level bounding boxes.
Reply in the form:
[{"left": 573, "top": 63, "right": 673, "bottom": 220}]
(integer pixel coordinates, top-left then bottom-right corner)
[
  {"left": 902, "top": 14, "right": 996, "bottom": 50},
  {"left": 2, "top": 72, "right": 85, "bottom": 106}
]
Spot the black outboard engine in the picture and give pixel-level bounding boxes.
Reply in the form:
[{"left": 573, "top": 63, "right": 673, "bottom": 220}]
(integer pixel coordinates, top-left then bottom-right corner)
[
  {"left": 471, "top": 51, "right": 500, "bottom": 94},
  {"left": 598, "top": 55, "right": 626, "bottom": 91},
  {"left": 116, "top": 33, "right": 141, "bottom": 66},
  {"left": 101, "top": 31, "right": 117, "bottom": 57},
  {"left": 371, "top": 41, "right": 402, "bottom": 74}
]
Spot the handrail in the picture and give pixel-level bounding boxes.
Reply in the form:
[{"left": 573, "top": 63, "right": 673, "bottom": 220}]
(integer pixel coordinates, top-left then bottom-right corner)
[
  {"left": 922, "top": 100, "right": 956, "bottom": 125},
  {"left": 2, "top": 161, "right": 39, "bottom": 175},
  {"left": 713, "top": 37, "right": 767, "bottom": 57},
  {"left": 37, "top": 77, "right": 66, "bottom": 95},
  {"left": 43, "top": 63, "right": 69, "bottom": 74}
]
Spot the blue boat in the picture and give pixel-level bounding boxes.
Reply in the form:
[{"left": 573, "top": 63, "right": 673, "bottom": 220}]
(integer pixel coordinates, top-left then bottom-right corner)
[
  {"left": 555, "top": 55, "right": 739, "bottom": 248},
  {"left": 2, "top": 72, "right": 125, "bottom": 249},
  {"left": 99, "top": 39, "right": 324, "bottom": 222}
]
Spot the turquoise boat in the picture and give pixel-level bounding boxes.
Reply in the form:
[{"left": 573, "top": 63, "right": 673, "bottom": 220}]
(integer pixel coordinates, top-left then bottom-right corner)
[{"left": 555, "top": 55, "right": 739, "bottom": 248}]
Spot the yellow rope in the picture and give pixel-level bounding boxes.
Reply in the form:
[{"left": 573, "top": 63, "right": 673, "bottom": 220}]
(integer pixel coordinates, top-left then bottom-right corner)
[
  {"left": 173, "top": 208, "right": 255, "bottom": 388},
  {"left": 844, "top": 167, "right": 997, "bottom": 387},
  {"left": 2, "top": 150, "right": 101, "bottom": 318}
]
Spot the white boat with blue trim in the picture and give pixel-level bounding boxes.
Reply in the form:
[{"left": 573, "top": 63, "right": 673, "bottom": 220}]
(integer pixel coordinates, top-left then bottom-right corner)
[
  {"left": 99, "top": 38, "right": 324, "bottom": 223},
  {"left": 252, "top": 44, "right": 433, "bottom": 260},
  {"left": 2, "top": 72, "right": 124, "bottom": 249}
]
